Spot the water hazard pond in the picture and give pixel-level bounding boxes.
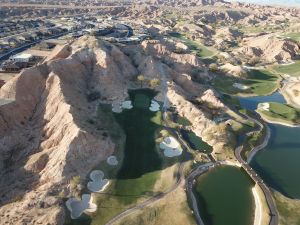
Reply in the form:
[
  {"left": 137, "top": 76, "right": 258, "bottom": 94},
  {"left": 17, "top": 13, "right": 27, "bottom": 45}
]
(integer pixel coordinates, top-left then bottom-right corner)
[
  {"left": 240, "top": 92, "right": 300, "bottom": 199},
  {"left": 194, "top": 166, "right": 255, "bottom": 225}
]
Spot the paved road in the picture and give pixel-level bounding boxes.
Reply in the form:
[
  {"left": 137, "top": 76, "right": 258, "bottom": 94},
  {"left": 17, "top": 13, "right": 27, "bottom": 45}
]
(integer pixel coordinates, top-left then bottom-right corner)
[
  {"left": 105, "top": 161, "right": 186, "bottom": 225},
  {"left": 235, "top": 127, "right": 278, "bottom": 225}
]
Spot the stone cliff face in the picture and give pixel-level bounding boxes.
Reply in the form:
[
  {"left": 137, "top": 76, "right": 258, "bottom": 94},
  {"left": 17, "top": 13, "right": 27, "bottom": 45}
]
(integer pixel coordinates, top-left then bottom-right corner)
[
  {"left": 0, "top": 36, "right": 232, "bottom": 224},
  {"left": 0, "top": 37, "right": 138, "bottom": 224},
  {"left": 236, "top": 34, "right": 300, "bottom": 62},
  {"left": 126, "top": 39, "right": 230, "bottom": 154}
]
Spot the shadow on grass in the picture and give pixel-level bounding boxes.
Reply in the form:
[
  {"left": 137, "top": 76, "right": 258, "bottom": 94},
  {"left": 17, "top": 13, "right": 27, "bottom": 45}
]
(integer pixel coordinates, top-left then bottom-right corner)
[
  {"left": 248, "top": 69, "right": 277, "bottom": 81},
  {"left": 66, "top": 89, "right": 191, "bottom": 225}
]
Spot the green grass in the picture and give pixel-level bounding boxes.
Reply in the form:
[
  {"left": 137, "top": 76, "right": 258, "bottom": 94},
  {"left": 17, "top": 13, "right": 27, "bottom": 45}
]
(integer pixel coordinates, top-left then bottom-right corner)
[
  {"left": 244, "top": 69, "right": 279, "bottom": 95},
  {"left": 273, "top": 192, "right": 300, "bottom": 225},
  {"left": 169, "top": 32, "right": 216, "bottom": 58},
  {"left": 113, "top": 89, "right": 163, "bottom": 201},
  {"left": 241, "top": 130, "right": 265, "bottom": 161},
  {"left": 70, "top": 89, "right": 174, "bottom": 225},
  {"left": 282, "top": 32, "right": 300, "bottom": 41},
  {"left": 175, "top": 115, "right": 192, "bottom": 127},
  {"left": 230, "top": 120, "right": 255, "bottom": 134},
  {"left": 180, "top": 130, "right": 213, "bottom": 154},
  {"left": 271, "top": 61, "right": 300, "bottom": 77},
  {"left": 274, "top": 191, "right": 300, "bottom": 225},
  {"left": 213, "top": 69, "right": 279, "bottom": 96},
  {"left": 134, "top": 93, "right": 151, "bottom": 108},
  {"left": 258, "top": 102, "right": 300, "bottom": 125}
]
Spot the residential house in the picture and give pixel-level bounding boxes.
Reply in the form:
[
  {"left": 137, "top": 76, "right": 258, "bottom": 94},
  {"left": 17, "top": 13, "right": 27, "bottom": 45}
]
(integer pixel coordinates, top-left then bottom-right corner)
[
  {"left": 18, "top": 34, "right": 34, "bottom": 43},
  {"left": 1, "top": 62, "right": 22, "bottom": 72},
  {"left": 7, "top": 38, "right": 20, "bottom": 48},
  {"left": 10, "top": 53, "right": 33, "bottom": 63}
]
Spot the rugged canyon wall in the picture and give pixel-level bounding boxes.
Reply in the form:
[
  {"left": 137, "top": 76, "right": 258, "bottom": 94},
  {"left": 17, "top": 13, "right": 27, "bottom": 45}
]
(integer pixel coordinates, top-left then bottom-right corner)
[
  {"left": 0, "top": 36, "right": 232, "bottom": 224},
  {"left": 0, "top": 37, "right": 138, "bottom": 224}
]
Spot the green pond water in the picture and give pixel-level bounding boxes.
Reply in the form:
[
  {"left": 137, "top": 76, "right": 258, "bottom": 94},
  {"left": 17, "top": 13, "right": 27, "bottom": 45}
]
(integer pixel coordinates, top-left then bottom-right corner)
[
  {"left": 240, "top": 92, "right": 300, "bottom": 199},
  {"left": 250, "top": 124, "right": 300, "bottom": 199},
  {"left": 194, "top": 166, "right": 255, "bottom": 225}
]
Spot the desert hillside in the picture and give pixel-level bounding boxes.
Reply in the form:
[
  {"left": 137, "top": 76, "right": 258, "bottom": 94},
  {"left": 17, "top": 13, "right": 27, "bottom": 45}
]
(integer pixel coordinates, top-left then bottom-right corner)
[{"left": 0, "top": 36, "right": 232, "bottom": 224}]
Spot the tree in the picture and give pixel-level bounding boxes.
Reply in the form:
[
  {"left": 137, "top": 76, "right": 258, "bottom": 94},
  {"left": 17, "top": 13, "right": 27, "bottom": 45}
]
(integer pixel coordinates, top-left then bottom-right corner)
[
  {"left": 70, "top": 175, "right": 81, "bottom": 190},
  {"left": 248, "top": 57, "right": 260, "bottom": 66},
  {"left": 137, "top": 75, "right": 145, "bottom": 88},
  {"left": 149, "top": 78, "right": 160, "bottom": 88},
  {"left": 209, "top": 63, "right": 218, "bottom": 72}
]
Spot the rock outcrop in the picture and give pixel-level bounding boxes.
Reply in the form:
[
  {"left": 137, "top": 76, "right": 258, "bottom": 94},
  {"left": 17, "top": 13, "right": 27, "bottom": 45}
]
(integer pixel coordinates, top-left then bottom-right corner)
[
  {"left": 0, "top": 35, "right": 232, "bottom": 224},
  {"left": 220, "top": 63, "right": 248, "bottom": 78},
  {"left": 0, "top": 36, "right": 138, "bottom": 224},
  {"left": 236, "top": 34, "right": 300, "bottom": 63}
]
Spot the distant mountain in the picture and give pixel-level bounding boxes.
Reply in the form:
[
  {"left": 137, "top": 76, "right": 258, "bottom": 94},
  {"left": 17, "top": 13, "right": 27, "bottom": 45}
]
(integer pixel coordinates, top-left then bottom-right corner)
[
  {"left": 231, "top": 0, "right": 300, "bottom": 6},
  {"left": 147, "top": 0, "right": 227, "bottom": 6}
]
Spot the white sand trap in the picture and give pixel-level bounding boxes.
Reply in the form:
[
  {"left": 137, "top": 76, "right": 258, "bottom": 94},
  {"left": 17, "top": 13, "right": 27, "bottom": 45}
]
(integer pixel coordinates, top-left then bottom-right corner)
[
  {"left": 107, "top": 156, "right": 118, "bottom": 166},
  {"left": 121, "top": 100, "right": 133, "bottom": 109},
  {"left": 163, "top": 147, "right": 183, "bottom": 157},
  {"left": 160, "top": 137, "right": 180, "bottom": 148},
  {"left": 233, "top": 83, "right": 250, "bottom": 90},
  {"left": 66, "top": 194, "right": 97, "bottom": 219},
  {"left": 87, "top": 170, "right": 110, "bottom": 193},
  {"left": 112, "top": 102, "right": 122, "bottom": 113},
  {"left": 258, "top": 102, "right": 270, "bottom": 111},
  {"left": 149, "top": 100, "right": 160, "bottom": 112},
  {"left": 160, "top": 136, "right": 183, "bottom": 157}
]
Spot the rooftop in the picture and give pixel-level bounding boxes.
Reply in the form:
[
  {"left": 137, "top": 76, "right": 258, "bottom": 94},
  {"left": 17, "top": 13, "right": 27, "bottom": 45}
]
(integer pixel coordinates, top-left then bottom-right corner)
[{"left": 11, "top": 53, "right": 33, "bottom": 59}]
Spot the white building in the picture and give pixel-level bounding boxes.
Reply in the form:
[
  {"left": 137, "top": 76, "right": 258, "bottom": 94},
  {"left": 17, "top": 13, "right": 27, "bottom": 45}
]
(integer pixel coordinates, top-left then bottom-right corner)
[{"left": 10, "top": 53, "right": 33, "bottom": 63}]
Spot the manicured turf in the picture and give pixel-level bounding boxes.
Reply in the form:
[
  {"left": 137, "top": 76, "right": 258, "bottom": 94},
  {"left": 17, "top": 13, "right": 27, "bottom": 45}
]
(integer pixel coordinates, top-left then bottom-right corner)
[
  {"left": 134, "top": 93, "right": 151, "bottom": 108},
  {"left": 258, "top": 102, "right": 300, "bottom": 124},
  {"left": 180, "top": 129, "right": 213, "bottom": 154},
  {"left": 283, "top": 32, "right": 300, "bottom": 41},
  {"left": 271, "top": 61, "right": 300, "bottom": 77},
  {"left": 175, "top": 115, "right": 192, "bottom": 126},
  {"left": 213, "top": 69, "right": 279, "bottom": 96},
  {"left": 169, "top": 32, "right": 216, "bottom": 58},
  {"left": 81, "top": 89, "right": 165, "bottom": 225},
  {"left": 113, "top": 89, "right": 163, "bottom": 201}
]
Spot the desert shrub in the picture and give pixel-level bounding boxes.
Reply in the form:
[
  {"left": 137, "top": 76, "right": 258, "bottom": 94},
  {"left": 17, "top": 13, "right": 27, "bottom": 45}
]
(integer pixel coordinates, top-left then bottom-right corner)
[
  {"left": 70, "top": 175, "right": 81, "bottom": 190},
  {"left": 87, "top": 91, "right": 101, "bottom": 102}
]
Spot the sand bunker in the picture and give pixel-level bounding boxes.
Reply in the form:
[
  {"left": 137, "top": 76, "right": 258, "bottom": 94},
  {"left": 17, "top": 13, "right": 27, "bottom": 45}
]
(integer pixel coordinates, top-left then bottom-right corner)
[
  {"left": 258, "top": 102, "right": 270, "bottom": 111},
  {"left": 107, "top": 156, "right": 118, "bottom": 166},
  {"left": 66, "top": 194, "right": 97, "bottom": 219},
  {"left": 160, "top": 136, "right": 183, "bottom": 157},
  {"left": 149, "top": 100, "right": 160, "bottom": 112},
  {"left": 122, "top": 100, "right": 133, "bottom": 109},
  {"left": 87, "top": 170, "right": 110, "bottom": 193},
  {"left": 160, "top": 137, "right": 180, "bottom": 148},
  {"left": 112, "top": 102, "right": 122, "bottom": 113},
  {"left": 233, "top": 83, "right": 249, "bottom": 90}
]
